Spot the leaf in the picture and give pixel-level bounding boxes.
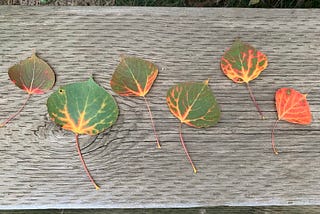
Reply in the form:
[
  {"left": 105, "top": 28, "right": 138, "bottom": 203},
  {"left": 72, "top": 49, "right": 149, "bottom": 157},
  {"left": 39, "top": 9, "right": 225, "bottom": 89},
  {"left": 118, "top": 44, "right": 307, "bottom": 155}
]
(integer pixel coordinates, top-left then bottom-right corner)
[
  {"left": 249, "top": 0, "right": 260, "bottom": 5},
  {"left": 110, "top": 56, "right": 160, "bottom": 148},
  {"left": 47, "top": 77, "right": 119, "bottom": 189},
  {"left": 271, "top": 88, "right": 312, "bottom": 154},
  {"left": 110, "top": 56, "right": 158, "bottom": 97},
  {"left": 166, "top": 80, "right": 221, "bottom": 173},
  {"left": 1, "top": 52, "right": 55, "bottom": 127},
  {"left": 221, "top": 39, "right": 268, "bottom": 119},
  {"left": 9, "top": 53, "right": 55, "bottom": 94},
  {"left": 47, "top": 77, "right": 118, "bottom": 135}
]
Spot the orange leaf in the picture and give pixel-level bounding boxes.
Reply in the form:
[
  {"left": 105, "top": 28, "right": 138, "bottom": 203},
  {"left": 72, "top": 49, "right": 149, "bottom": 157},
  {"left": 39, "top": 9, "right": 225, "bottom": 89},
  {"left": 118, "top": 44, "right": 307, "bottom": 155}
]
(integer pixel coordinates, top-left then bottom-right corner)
[
  {"left": 221, "top": 39, "right": 268, "bottom": 84},
  {"left": 221, "top": 39, "right": 268, "bottom": 119},
  {"left": 275, "top": 88, "right": 311, "bottom": 124},
  {"left": 271, "top": 88, "right": 312, "bottom": 155}
]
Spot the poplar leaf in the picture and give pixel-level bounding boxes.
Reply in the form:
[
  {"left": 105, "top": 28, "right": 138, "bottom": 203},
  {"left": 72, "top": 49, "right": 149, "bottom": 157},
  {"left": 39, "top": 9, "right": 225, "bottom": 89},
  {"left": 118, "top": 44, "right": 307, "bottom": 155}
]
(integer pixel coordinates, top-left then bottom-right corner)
[
  {"left": 166, "top": 80, "right": 220, "bottom": 173},
  {"left": 9, "top": 53, "right": 55, "bottom": 94},
  {"left": 271, "top": 88, "right": 312, "bottom": 154},
  {"left": 221, "top": 39, "right": 268, "bottom": 119},
  {"left": 47, "top": 77, "right": 119, "bottom": 189},
  {"left": 1, "top": 52, "right": 55, "bottom": 127},
  {"left": 110, "top": 56, "right": 160, "bottom": 148}
]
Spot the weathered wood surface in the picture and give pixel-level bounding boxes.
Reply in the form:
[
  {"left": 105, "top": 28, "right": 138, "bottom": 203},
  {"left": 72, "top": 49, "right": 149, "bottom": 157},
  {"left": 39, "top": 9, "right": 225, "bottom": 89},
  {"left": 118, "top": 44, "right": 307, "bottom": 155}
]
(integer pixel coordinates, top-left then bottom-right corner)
[
  {"left": 1, "top": 6, "right": 320, "bottom": 209},
  {"left": 3, "top": 206, "right": 320, "bottom": 214}
]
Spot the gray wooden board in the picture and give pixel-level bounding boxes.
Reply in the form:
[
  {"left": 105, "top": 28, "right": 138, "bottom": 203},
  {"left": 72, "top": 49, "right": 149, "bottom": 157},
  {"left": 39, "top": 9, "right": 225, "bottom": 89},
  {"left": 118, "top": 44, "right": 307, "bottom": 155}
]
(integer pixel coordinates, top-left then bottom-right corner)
[
  {"left": 0, "top": 6, "right": 320, "bottom": 209},
  {"left": 2, "top": 206, "right": 320, "bottom": 214}
]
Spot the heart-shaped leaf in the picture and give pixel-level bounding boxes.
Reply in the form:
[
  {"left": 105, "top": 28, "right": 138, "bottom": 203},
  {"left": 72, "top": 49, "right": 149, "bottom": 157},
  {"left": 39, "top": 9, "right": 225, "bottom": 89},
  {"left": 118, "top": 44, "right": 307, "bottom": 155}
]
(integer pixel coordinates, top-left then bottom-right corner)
[
  {"left": 9, "top": 53, "right": 55, "bottom": 94},
  {"left": 47, "top": 77, "right": 119, "bottom": 189},
  {"left": 1, "top": 52, "right": 55, "bottom": 127},
  {"left": 221, "top": 39, "right": 268, "bottom": 119},
  {"left": 271, "top": 88, "right": 312, "bottom": 154},
  {"left": 167, "top": 80, "right": 220, "bottom": 173},
  {"left": 110, "top": 56, "right": 160, "bottom": 148}
]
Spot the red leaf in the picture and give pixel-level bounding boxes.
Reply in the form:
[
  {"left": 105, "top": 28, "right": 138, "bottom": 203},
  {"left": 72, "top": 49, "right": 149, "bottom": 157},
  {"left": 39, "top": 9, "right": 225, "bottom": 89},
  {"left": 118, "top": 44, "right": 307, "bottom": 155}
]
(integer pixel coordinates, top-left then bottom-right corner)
[
  {"left": 275, "top": 88, "right": 311, "bottom": 124},
  {"left": 271, "top": 88, "right": 312, "bottom": 154}
]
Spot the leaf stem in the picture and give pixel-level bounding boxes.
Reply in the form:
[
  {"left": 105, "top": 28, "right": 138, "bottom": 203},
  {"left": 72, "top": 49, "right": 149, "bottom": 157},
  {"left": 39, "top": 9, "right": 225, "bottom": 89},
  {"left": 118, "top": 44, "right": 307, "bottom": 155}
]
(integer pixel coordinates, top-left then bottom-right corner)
[
  {"left": 179, "top": 123, "right": 197, "bottom": 173},
  {"left": 271, "top": 119, "right": 279, "bottom": 155},
  {"left": 75, "top": 134, "right": 100, "bottom": 190},
  {"left": 143, "top": 96, "right": 161, "bottom": 149},
  {"left": 0, "top": 93, "right": 32, "bottom": 127},
  {"left": 246, "top": 82, "right": 265, "bottom": 119}
]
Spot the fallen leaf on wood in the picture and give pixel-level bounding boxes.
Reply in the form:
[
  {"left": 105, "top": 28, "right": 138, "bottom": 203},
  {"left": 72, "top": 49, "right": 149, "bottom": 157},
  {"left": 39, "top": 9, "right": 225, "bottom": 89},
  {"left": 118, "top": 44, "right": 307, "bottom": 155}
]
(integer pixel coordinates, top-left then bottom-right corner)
[
  {"left": 47, "top": 77, "right": 119, "bottom": 189},
  {"left": 1, "top": 52, "right": 55, "bottom": 127},
  {"left": 111, "top": 55, "right": 160, "bottom": 148},
  {"left": 271, "top": 88, "right": 312, "bottom": 154},
  {"left": 166, "top": 80, "right": 220, "bottom": 173},
  {"left": 221, "top": 39, "right": 268, "bottom": 119}
]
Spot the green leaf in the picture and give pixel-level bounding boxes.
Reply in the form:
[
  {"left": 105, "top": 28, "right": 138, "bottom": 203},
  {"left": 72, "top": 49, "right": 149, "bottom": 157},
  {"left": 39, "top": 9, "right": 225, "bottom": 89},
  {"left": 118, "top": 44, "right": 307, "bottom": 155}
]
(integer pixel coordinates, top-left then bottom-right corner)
[
  {"left": 110, "top": 56, "right": 158, "bottom": 97},
  {"left": 110, "top": 56, "right": 160, "bottom": 148},
  {"left": 47, "top": 77, "right": 119, "bottom": 135},
  {"left": 221, "top": 39, "right": 268, "bottom": 119},
  {"left": 166, "top": 80, "right": 221, "bottom": 173},
  {"left": 47, "top": 77, "right": 119, "bottom": 190},
  {"left": 9, "top": 53, "right": 55, "bottom": 94},
  {"left": 167, "top": 80, "right": 220, "bottom": 128},
  {"left": 1, "top": 52, "right": 55, "bottom": 127},
  {"left": 249, "top": 0, "right": 260, "bottom": 5},
  {"left": 221, "top": 39, "right": 267, "bottom": 84}
]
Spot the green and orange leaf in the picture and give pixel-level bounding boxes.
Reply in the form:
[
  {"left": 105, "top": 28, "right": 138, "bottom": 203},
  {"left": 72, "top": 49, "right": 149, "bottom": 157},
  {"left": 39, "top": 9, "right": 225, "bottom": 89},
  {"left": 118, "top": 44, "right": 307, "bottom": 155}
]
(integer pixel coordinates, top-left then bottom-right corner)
[
  {"left": 47, "top": 77, "right": 119, "bottom": 189},
  {"left": 221, "top": 39, "right": 268, "bottom": 84},
  {"left": 110, "top": 56, "right": 158, "bottom": 97},
  {"left": 47, "top": 77, "right": 119, "bottom": 135},
  {"left": 167, "top": 80, "right": 221, "bottom": 128},
  {"left": 220, "top": 39, "right": 268, "bottom": 118},
  {"left": 9, "top": 53, "right": 55, "bottom": 94},
  {"left": 1, "top": 52, "right": 55, "bottom": 127},
  {"left": 271, "top": 88, "right": 312, "bottom": 154},
  {"left": 166, "top": 80, "right": 221, "bottom": 173},
  {"left": 110, "top": 56, "right": 160, "bottom": 148}
]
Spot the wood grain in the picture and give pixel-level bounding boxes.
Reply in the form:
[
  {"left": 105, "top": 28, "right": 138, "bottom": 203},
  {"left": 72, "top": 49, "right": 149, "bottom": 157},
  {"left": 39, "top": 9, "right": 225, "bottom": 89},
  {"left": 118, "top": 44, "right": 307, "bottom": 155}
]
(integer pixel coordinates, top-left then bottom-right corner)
[
  {"left": 0, "top": 6, "right": 320, "bottom": 209},
  {"left": 2, "top": 206, "right": 320, "bottom": 214}
]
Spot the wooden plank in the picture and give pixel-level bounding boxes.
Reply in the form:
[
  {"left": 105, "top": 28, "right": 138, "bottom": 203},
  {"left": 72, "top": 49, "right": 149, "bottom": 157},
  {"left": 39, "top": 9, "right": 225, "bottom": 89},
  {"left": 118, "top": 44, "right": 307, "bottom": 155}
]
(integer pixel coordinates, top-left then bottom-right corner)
[
  {"left": 2, "top": 206, "right": 320, "bottom": 214},
  {"left": 0, "top": 6, "right": 320, "bottom": 209}
]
